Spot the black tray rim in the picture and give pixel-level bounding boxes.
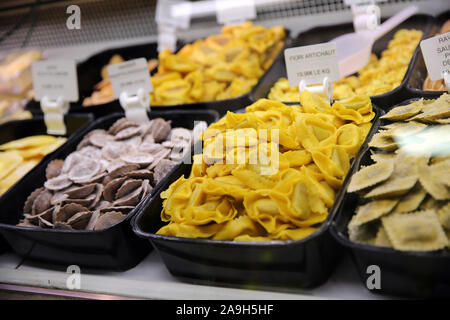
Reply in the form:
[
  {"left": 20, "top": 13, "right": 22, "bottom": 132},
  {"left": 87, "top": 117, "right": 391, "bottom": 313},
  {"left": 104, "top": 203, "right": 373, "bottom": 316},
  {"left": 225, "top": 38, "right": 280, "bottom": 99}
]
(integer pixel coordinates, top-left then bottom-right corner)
[
  {"left": 0, "top": 109, "right": 220, "bottom": 236},
  {"left": 330, "top": 95, "right": 450, "bottom": 260},
  {"left": 132, "top": 104, "right": 383, "bottom": 248}
]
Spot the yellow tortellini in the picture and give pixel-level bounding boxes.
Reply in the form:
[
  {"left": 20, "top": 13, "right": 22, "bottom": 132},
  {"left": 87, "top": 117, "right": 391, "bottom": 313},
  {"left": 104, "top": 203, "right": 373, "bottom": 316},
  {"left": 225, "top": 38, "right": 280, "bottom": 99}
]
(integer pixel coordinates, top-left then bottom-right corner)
[
  {"left": 268, "top": 29, "right": 422, "bottom": 102},
  {"left": 157, "top": 91, "right": 374, "bottom": 241},
  {"left": 151, "top": 22, "right": 285, "bottom": 106}
]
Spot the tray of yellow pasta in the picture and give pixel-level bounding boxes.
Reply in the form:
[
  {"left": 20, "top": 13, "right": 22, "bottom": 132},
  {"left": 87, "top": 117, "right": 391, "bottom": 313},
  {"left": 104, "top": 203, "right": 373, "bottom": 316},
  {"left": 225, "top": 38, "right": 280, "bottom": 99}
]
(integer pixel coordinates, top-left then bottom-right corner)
[
  {"left": 26, "top": 22, "right": 289, "bottom": 117},
  {"left": 254, "top": 14, "right": 433, "bottom": 109},
  {"left": 0, "top": 113, "right": 93, "bottom": 254},
  {"left": 132, "top": 92, "right": 381, "bottom": 288},
  {"left": 331, "top": 93, "right": 450, "bottom": 298},
  {"left": 406, "top": 11, "right": 450, "bottom": 98}
]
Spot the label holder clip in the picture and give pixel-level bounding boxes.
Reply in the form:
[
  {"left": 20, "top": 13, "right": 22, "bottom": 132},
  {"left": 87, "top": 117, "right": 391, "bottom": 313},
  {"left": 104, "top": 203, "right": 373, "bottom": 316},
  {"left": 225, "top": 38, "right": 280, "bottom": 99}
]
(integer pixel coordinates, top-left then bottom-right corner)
[
  {"left": 40, "top": 96, "right": 70, "bottom": 136},
  {"left": 119, "top": 88, "right": 150, "bottom": 124},
  {"left": 299, "top": 77, "right": 333, "bottom": 104},
  {"left": 351, "top": 2, "right": 380, "bottom": 33}
]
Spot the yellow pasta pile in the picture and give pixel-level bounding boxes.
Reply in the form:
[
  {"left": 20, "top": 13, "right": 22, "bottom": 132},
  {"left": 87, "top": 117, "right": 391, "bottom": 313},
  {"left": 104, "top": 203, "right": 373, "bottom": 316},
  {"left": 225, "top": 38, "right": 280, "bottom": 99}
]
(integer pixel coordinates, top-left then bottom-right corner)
[
  {"left": 268, "top": 29, "right": 422, "bottom": 102},
  {"left": 0, "top": 135, "right": 66, "bottom": 195},
  {"left": 157, "top": 92, "right": 375, "bottom": 241},
  {"left": 151, "top": 22, "right": 285, "bottom": 105}
]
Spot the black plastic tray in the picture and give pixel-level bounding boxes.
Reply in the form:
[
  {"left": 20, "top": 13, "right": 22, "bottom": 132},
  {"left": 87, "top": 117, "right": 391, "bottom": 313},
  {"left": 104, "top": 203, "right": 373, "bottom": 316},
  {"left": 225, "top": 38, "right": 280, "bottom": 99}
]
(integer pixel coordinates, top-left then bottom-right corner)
[
  {"left": 27, "top": 33, "right": 291, "bottom": 117},
  {"left": 330, "top": 97, "right": 450, "bottom": 298},
  {"left": 406, "top": 11, "right": 450, "bottom": 98},
  {"left": 0, "top": 109, "right": 219, "bottom": 270},
  {"left": 0, "top": 114, "right": 94, "bottom": 255},
  {"left": 25, "top": 41, "right": 163, "bottom": 118},
  {"left": 132, "top": 105, "right": 382, "bottom": 288},
  {"left": 251, "top": 14, "right": 433, "bottom": 110}
]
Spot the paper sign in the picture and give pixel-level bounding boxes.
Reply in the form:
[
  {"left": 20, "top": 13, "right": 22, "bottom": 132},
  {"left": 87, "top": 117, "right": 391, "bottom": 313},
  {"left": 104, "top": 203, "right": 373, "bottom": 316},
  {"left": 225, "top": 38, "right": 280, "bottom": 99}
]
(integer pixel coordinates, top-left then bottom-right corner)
[
  {"left": 107, "top": 58, "right": 153, "bottom": 98},
  {"left": 216, "top": 0, "right": 256, "bottom": 25},
  {"left": 32, "top": 60, "right": 78, "bottom": 102},
  {"left": 284, "top": 42, "right": 340, "bottom": 86},
  {"left": 420, "top": 31, "right": 450, "bottom": 81}
]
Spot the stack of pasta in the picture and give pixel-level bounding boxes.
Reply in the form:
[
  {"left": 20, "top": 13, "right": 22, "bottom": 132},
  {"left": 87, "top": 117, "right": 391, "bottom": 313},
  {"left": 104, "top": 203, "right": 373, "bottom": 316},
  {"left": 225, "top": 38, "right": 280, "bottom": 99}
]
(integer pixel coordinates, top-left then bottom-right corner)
[
  {"left": 157, "top": 92, "right": 375, "bottom": 241},
  {"left": 0, "top": 135, "right": 66, "bottom": 196},
  {"left": 268, "top": 29, "right": 422, "bottom": 102},
  {"left": 151, "top": 22, "right": 285, "bottom": 105}
]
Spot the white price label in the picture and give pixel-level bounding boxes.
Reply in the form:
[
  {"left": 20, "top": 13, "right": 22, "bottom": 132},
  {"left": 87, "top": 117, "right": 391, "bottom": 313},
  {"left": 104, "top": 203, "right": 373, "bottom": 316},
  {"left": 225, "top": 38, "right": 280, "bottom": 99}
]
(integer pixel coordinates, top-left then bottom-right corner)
[
  {"left": 420, "top": 32, "right": 450, "bottom": 81},
  {"left": 216, "top": 0, "right": 256, "bottom": 25},
  {"left": 32, "top": 60, "right": 78, "bottom": 102},
  {"left": 107, "top": 58, "right": 153, "bottom": 98},
  {"left": 284, "top": 42, "right": 340, "bottom": 86},
  {"left": 156, "top": 0, "right": 191, "bottom": 29}
]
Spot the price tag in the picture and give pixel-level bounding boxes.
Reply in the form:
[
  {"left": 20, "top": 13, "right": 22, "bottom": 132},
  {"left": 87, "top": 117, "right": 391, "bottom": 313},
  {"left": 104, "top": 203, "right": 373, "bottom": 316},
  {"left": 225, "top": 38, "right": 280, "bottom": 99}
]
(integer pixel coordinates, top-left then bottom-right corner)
[
  {"left": 420, "top": 31, "right": 450, "bottom": 81},
  {"left": 32, "top": 60, "right": 78, "bottom": 102},
  {"left": 284, "top": 42, "right": 340, "bottom": 86},
  {"left": 107, "top": 58, "right": 153, "bottom": 98},
  {"left": 215, "top": 0, "right": 256, "bottom": 25},
  {"left": 156, "top": 0, "right": 192, "bottom": 30}
]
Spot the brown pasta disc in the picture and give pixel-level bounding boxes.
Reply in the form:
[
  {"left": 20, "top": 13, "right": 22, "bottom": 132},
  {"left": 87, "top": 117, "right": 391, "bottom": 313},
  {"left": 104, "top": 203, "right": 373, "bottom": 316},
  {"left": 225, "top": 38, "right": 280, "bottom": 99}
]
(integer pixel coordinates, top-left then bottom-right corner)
[
  {"left": 153, "top": 159, "right": 177, "bottom": 185},
  {"left": 89, "top": 184, "right": 104, "bottom": 209},
  {"left": 68, "top": 159, "right": 101, "bottom": 183},
  {"left": 103, "top": 177, "right": 127, "bottom": 202},
  {"left": 115, "top": 126, "right": 141, "bottom": 140},
  {"left": 86, "top": 210, "right": 101, "bottom": 230},
  {"left": 89, "top": 132, "right": 113, "bottom": 148},
  {"left": 77, "top": 146, "right": 102, "bottom": 159},
  {"left": 46, "top": 159, "right": 64, "bottom": 180},
  {"left": 141, "top": 179, "right": 152, "bottom": 200},
  {"left": 348, "top": 160, "right": 394, "bottom": 193},
  {"left": 65, "top": 184, "right": 97, "bottom": 199},
  {"left": 54, "top": 222, "right": 73, "bottom": 230},
  {"left": 72, "top": 172, "right": 107, "bottom": 185},
  {"left": 121, "top": 153, "right": 154, "bottom": 166},
  {"left": 101, "top": 142, "right": 132, "bottom": 161},
  {"left": 109, "top": 163, "right": 140, "bottom": 179},
  {"left": 38, "top": 216, "right": 54, "bottom": 228},
  {"left": 145, "top": 118, "right": 171, "bottom": 142},
  {"left": 66, "top": 211, "right": 92, "bottom": 230},
  {"left": 113, "top": 186, "right": 143, "bottom": 206},
  {"left": 124, "top": 169, "right": 153, "bottom": 180},
  {"left": 44, "top": 174, "right": 73, "bottom": 191},
  {"left": 31, "top": 189, "right": 52, "bottom": 216},
  {"left": 99, "top": 206, "right": 134, "bottom": 214},
  {"left": 115, "top": 179, "right": 142, "bottom": 199},
  {"left": 94, "top": 211, "right": 126, "bottom": 230},
  {"left": 147, "top": 148, "right": 171, "bottom": 171},
  {"left": 122, "top": 136, "right": 142, "bottom": 148},
  {"left": 108, "top": 118, "right": 138, "bottom": 135},
  {"left": 23, "top": 187, "right": 44, "bottom": 214},
  {"left": 138, "top": 142, "right": 164, "bottom": 154},
  {"left": 54, "top": 203, "right": 89, "bottom": 223},
  {"left": 61, "top": 153, "right": 88, "bottom": 173}
]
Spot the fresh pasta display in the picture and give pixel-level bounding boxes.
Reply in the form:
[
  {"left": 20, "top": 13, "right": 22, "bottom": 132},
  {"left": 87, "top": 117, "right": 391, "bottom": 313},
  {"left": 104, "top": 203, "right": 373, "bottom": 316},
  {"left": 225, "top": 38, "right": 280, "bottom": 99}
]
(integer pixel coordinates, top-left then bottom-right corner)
[
  {"left": 150, "top": 22, "right": 285, "bottom": 105},
  {"left": 156, "top": 91, "right": 375, "bottom": 241},
  {"left": 346, "top": 93, "right": 450, "bottom": 251},
  {"left": 268, "top": 29, "right": 422, "bottom": 102}
]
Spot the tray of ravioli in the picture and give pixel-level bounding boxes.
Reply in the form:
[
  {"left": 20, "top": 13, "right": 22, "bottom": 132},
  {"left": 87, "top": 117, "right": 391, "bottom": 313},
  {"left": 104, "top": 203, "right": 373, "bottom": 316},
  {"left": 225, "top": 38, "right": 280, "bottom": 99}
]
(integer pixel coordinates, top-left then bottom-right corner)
[
  {"left": 331, "top": 93, "right": 450, "bottom": 298},
  {"left": 0, "top": 113, "right": 92, "bottom": 254},
  {"left": 407, "top": 11, "right": 450, "bottom": 95},
  {"left": 0, "top": 109, "right": 218, "bottom": 269},
  {"left": 133, "top": 92, "right": 379, "bottom": 287},
  {"left": 253, "top": 14, "right": 433, "bottom": 108}
]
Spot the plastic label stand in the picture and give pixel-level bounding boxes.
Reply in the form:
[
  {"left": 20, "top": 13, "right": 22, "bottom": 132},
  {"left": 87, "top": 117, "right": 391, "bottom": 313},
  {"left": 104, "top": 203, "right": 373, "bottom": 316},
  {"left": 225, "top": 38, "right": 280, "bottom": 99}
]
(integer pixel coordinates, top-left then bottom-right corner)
[
  {"left": 157, "top": 24, "right": 177, "bottom": 52},
  {"left": 119, "top": 88, "right": 150, "bottom": 124},
  {"left": 351, "top": 3, "right": 380, "bottom": 33},
  {"left": 299, "top": 77, "right": 333, "bottom": 104},
  {"left": 40, "top": 96, "right": 69, "bottom": 135}
]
